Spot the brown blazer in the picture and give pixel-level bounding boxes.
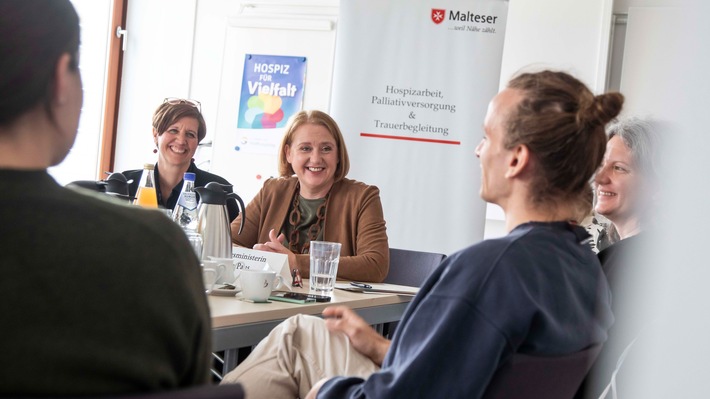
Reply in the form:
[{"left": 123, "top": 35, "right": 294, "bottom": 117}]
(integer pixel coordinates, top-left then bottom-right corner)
[{"left": 231, "top": 177, "right": 389, "bottom": 282}]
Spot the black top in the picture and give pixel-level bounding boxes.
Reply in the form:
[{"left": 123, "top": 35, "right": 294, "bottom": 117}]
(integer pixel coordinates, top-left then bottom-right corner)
[
  {"left": 123, "top": 161, "right": 239, "bottom": 222},
  {"left": 0, "top": 169, "right": 211, "bottom": 396},
  {"left": 576, "top": 233, "right": 649, "bottom": 399},
  {"left": 320, "top": 222, "right": 613, "bottom": 399}
]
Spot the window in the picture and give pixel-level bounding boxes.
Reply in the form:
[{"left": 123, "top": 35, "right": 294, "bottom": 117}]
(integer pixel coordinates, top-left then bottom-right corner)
[{"left": 49, "top": 0, "right": 125, "bottom": 185}]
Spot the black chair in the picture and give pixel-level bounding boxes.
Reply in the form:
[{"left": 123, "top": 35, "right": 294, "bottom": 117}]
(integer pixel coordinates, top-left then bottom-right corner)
[
  {"left": 383, "top": 248, "right": 446, "bottom": 287},
  {"left": 482, "top": 344, "right": 602, "bottom": 399},
  {"left": 380, "top": 248, "right": 446, "bottom": 338},
  {"left": 26, "top": 383, "right": 245, "bottom": 399}
]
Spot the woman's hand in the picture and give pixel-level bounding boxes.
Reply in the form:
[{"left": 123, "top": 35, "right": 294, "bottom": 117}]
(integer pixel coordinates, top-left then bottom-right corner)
[
  {"left": 253, "top": 229, "right": 297, "bottom": 269},
  {"left": 322, "top": 306, "right": 391, "bottom": 366}
]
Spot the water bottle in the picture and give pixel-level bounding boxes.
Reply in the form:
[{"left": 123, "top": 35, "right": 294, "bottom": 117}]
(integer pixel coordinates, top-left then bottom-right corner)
[
  {"left": 172, "top": 172, "right": 199, "bottom": 232},
  {"left": 173, "top": 172, "right": 202, "bottom": 258}
]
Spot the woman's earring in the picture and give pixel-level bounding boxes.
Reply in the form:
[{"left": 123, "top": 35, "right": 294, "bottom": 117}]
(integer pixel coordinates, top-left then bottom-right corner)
[{"left": 153, "top": 148, "right": 158, "bottom": 154}]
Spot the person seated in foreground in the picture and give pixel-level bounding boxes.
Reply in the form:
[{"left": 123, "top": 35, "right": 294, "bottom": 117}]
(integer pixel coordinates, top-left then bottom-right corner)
[
  {"left": 0, "top": 1, "right": 212, "bottom": 395},
  {"left": 123, "top": 98, "right": 240, "bottom": 222},
  {"left": 220, "top": 70, "right": 622, "bottom": 398},
  {"left": 230, "top": 110, "right": 389, "bottom": 283},
  {"left": 577, "top": 117, "right": 662, "bottom": 399}
]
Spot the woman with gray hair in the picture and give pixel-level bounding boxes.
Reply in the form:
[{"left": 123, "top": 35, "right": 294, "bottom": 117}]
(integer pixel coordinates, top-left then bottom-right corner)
[
  {"left": 578, "top": 116, "right": 662, "bottom": 399},
  {"left": 595, "top": 117, "right": 660, "bottom": 242}
]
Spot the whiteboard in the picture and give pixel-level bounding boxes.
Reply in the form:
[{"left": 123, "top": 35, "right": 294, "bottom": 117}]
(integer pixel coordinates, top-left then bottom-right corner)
[{"left": 210, "top": 14, "right": 337, "bottom": 203}]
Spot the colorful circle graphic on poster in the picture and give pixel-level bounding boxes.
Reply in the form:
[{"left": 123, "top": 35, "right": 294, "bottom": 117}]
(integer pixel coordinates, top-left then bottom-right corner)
[{"left": 243, "top": 94, "right": 285, "bottom": 128}]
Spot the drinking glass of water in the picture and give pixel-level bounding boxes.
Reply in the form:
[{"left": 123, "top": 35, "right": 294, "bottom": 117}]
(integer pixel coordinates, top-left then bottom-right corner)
[
  {"left": 186, "top": 231, "right": 203, "bottom": 260},
  {"left": 309, "top": 241, "right": 342, "bottom": 295}
]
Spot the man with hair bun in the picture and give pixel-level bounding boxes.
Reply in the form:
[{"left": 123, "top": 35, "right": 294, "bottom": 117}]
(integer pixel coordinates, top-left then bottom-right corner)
[{"left": 222, "top": 69, "right": 623, "bottom": 399}]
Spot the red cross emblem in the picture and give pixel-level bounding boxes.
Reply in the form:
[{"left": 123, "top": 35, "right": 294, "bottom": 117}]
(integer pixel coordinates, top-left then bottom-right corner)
[{"left": 431, "top": 9, "right": 446, "bottom": 24}]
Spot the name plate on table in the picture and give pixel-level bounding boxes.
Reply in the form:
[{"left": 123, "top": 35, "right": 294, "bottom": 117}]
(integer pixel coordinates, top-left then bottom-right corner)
[{"left": 231, "top": 246, "right": 293, "bottom": 289}]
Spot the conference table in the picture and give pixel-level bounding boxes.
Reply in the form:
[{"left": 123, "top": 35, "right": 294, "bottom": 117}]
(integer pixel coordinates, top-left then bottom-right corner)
[{"left": 209, "top": 281, "right": 418, "bottom": 373}]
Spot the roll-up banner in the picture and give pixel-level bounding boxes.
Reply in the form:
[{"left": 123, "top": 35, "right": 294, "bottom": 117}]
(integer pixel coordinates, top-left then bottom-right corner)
[{"left": 331, "top": 1, "right": 509, "bottom": 255}]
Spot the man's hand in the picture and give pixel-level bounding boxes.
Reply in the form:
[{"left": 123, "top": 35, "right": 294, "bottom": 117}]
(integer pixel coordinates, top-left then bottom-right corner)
[{"left": 322, "top": 306, "right": 391, "bottom": 366}]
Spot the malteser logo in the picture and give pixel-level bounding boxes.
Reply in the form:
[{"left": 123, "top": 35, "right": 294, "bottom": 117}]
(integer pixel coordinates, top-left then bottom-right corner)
[
  {"left": 431, "top": 9, "right": 445, "bottom": 24},
  {"left": 431, "top": 8, "right": 500, "bottom": 28}
]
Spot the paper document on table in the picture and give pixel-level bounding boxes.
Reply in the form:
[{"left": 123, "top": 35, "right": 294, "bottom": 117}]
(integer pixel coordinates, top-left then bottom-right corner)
[{"left": 334, "top": 283, "right": 419, "bottom": 296}]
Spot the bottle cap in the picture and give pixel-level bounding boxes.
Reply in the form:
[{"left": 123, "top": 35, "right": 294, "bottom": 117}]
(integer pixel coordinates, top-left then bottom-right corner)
[
  {"left": 143, "top": 163, "right": 155, "bottom": 170},
  {"left": 184, "top": 172, "right": 196, "bottom": 181}
]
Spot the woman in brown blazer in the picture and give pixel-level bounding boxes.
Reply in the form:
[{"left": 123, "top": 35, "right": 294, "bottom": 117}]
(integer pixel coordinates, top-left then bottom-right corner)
[{"left": 230, "top": 110, "right": 389, "bottom": 282}]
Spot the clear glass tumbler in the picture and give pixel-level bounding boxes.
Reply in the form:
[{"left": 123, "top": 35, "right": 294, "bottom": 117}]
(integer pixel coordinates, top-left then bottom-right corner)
[
  {"left": 309, "top": 241, "right": 342, "bottom": 295},
  {"left": 186, "top": 231, "right": 203, "bottom": 260}
]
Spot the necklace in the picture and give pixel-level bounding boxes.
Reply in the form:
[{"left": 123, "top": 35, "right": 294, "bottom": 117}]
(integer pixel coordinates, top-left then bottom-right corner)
[{"left": 287, "top": 185, "right": 329, "bottom": 254}]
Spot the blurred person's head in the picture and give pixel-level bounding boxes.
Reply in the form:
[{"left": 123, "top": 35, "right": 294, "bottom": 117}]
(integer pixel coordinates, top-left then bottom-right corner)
[
  {"left": 594, "top": 117, "right": 661, "bottom": 239},
  {"left": 278, "top": 110, "right": 350, "bottom": 199},
  {"left": 152, "top": 98, "right": 206, "bottom": 170},
  {"left": 476, "top": 70, "right": 624, "bottom": 226},
  {"left": 0, "top": 0, "right": 82, "bottom": 167}
]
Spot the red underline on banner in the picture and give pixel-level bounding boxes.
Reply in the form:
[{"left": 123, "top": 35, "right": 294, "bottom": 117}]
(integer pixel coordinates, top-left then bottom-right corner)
[{"left": 360, "top": 133, "right": 461, "bottom": 145}]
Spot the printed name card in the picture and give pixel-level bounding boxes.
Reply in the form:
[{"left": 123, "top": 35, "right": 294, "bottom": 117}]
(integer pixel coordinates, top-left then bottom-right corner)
[{"left": 231, "top": 246, "right": 292, "bottom": 289}]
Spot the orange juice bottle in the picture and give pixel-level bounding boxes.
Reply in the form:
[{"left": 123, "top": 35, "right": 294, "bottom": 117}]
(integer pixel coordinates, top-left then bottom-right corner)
[
  {"left": 133, "top": 163, "right": 159, "bottom": 208},
  {"left": 135, "top": 186, "right": 158, "bottom": 207}
]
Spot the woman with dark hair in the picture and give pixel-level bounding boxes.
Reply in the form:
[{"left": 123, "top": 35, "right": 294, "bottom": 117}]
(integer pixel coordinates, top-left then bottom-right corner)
[
  {"left": 0, "top": 1, "right": 211, "bottom": 395},
  {"left": 230, "top": 109, "right": 389, "bottom": 282},
  {"left": 123, "top": 99, "right": 240, "bottom": 221},
  {"left": 221, "top": 70, "right": 622, "bottom": 399}
]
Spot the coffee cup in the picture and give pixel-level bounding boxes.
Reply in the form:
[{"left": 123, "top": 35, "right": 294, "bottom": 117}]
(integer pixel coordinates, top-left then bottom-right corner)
[
  {"left": 238, "top": 269, "right": 286, "bottom": 302},
  {"left": 202, "top": 266, "right": 218, "bottom": 294},
  {"left": 202, "top": 258, "right": 235, "bottom": 285}
]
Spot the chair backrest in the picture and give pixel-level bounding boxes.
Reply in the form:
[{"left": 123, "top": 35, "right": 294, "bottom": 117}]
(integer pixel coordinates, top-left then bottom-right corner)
[
  {"left": 482, "top": 344, "right": 602, "bottom": 399},
  {"left": 67, "top": 180, "right": 107, "bottom": 192},
  {"left": 383, "top": 248, "right": 446, "bottom": 287}
]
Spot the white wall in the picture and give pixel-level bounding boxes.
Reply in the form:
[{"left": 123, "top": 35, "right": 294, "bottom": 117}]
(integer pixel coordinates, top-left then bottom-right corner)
[
  {"left": 613, "top": 0, "right": 679, "bottom": 12},
  {"left": 500, "top": 0, "right": 614, "bottom": 92}
]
